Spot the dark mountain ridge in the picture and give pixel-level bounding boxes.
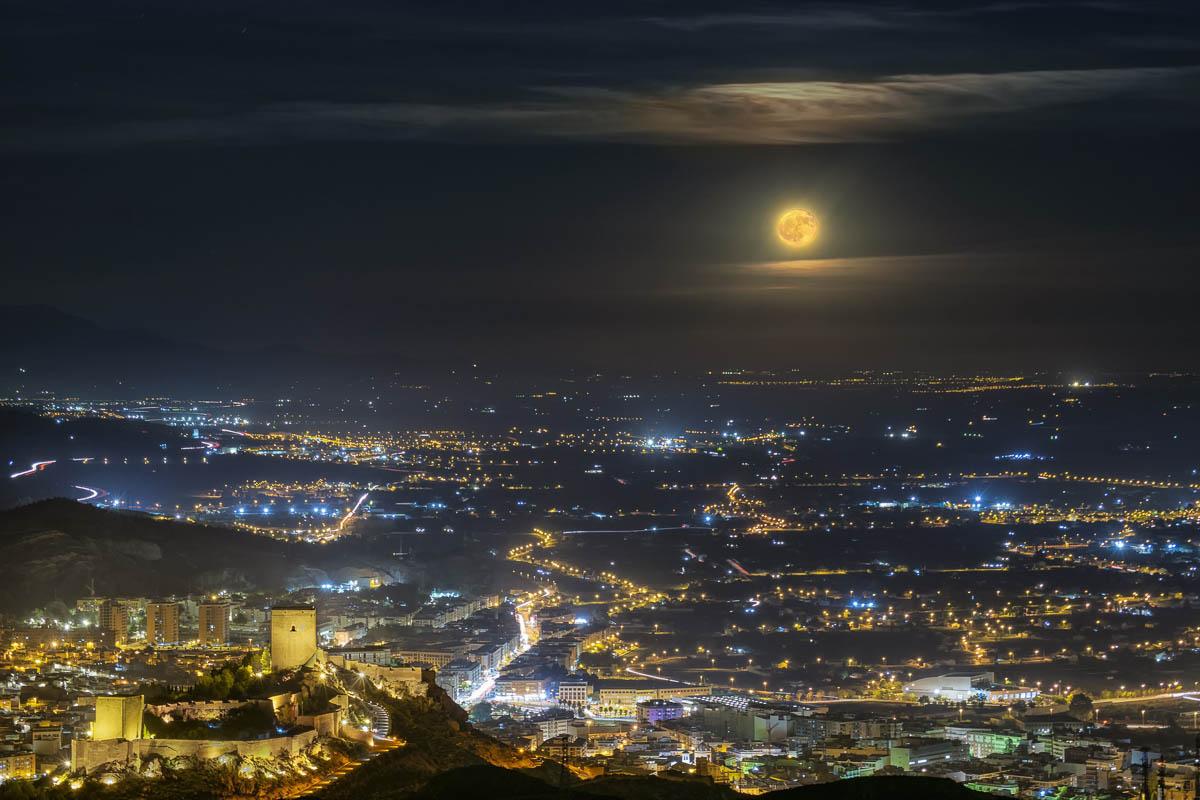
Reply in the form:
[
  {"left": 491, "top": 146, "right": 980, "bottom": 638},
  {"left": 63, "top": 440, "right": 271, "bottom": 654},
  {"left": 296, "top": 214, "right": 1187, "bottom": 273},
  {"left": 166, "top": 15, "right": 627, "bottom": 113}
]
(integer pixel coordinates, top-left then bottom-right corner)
[{"left": 0, "top": 499, "right": 368, "bottom": 611}]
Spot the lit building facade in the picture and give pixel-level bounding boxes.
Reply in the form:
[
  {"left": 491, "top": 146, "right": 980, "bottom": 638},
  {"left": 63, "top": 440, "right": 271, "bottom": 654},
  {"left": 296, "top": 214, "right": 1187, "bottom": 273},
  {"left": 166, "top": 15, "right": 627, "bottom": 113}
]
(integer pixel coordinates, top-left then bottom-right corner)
[
  {"left": 199, "top": 601, "right": 231, "bottom": 646},
  {"left": 637, "top": 699, "right": 685, "bottom": 724},
  {"left": 557, "top": 676, "right": 592, "bottom": 709},
  {"left": 98, "top": 599, "right": 128, "bottom": 645},
  {"left": 0, "top": 752, "right": 35, "bottom": 781},
  {"left": 146, "top": 601, "right": 181, "bottom": 645}
]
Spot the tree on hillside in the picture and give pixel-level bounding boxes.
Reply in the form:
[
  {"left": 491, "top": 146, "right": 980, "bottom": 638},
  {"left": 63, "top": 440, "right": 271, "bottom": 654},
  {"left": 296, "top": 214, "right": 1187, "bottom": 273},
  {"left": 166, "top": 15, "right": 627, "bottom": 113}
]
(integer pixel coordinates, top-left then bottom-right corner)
[
  {"left": 469, "top": 702, "right": 494, "bottom": 724},
  {"left": 1069, "top": 693, "right": 1094, "bottom": 721}
]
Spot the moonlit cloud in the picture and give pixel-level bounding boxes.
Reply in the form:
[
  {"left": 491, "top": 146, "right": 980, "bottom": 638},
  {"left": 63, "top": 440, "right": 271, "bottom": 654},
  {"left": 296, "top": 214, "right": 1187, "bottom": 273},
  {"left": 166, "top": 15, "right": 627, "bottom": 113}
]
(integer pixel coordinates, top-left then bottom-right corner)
[
  {"left": 745, "top": 256, "right": 913, "bottom": 275},
  {"left": 7, "top": 0, "right": 1200, "bottom": 155},
  {"left": 531, "top": 66, "right": 1200, "bottom": 143},
  {"left": 9, "top": 65, "right": 1192, "bottom": 152},
  {"left": 719, "top": 254, "right": 968, "bottom": 295},
  {"left": 322, "top": 65, "right": 1199, "bottom": 145}
]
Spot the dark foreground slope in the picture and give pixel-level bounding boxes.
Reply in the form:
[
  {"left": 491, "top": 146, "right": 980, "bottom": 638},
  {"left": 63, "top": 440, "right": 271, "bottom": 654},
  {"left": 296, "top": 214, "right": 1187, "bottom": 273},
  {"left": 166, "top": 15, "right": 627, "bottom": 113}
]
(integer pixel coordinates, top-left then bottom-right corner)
[
  {"left": 0, "top": 499, "right": 338, "bottom": 611},
  {"left": 320, "top": 685, "right": 984, "bottom": 800},
  {"left": 767, "top": 776, "right": 985, "bottom": 800},
  {"left": 365, "top": 762, "right": 983, "bottom": 800}
]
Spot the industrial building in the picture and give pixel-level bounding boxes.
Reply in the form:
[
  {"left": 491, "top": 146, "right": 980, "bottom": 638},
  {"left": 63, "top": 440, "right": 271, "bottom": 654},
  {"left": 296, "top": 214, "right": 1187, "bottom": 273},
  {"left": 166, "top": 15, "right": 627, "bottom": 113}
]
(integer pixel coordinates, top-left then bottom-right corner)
[{"left": 903, "top": 672, "right": 1039, "bottom": 704}]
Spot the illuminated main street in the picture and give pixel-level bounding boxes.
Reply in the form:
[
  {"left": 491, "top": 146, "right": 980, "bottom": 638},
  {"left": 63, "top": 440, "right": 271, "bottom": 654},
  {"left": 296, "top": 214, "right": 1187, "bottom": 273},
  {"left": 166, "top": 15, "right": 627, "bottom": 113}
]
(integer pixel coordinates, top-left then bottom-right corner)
[{"left": 507, "top": 528, "right": 669, "bottom": 615}]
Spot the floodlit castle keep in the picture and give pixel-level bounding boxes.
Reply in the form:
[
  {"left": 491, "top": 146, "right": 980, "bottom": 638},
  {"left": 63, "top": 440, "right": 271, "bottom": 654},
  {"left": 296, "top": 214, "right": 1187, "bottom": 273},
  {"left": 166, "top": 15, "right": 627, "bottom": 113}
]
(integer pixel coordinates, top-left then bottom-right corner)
[{"left": 270, "top": 605, "right": 319, "bottom": 671}]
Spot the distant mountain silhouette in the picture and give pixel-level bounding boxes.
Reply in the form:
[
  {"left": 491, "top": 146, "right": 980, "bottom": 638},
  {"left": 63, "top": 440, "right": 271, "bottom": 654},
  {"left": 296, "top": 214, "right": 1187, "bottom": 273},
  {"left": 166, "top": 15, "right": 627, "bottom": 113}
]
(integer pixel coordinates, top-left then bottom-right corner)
[
  {"left": 0, "top": 304, "right": 439, "bottom": 396},
  {"left": 0, "top": 305, "right": 334, "bottom": 395},
  {"left": 0, "top": 305, "right": 229, "bottom": 395},
  {"left": 0, "top": 304, "right": 195, "bottom": 353},
  {"left": 0, "top": 499, "right": 381, "bottom": 612}
]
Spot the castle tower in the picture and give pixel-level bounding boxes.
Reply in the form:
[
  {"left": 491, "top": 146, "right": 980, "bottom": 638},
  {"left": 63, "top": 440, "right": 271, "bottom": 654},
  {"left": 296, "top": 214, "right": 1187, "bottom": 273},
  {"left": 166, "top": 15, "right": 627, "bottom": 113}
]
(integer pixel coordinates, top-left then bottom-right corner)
[
  {"left": 270, "top": 605, "right": 318, "bottom": 671},
  {"left": 93, "top": 695, "right": 143, "bottom": 741}
]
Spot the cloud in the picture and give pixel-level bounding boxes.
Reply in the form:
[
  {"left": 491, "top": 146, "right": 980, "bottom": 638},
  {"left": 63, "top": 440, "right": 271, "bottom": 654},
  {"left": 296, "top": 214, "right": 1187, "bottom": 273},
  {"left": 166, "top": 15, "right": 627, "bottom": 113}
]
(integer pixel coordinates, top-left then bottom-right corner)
[
  {"left": 638, "top": 2, "right": 1144, "bottom": 33},
  {"left": 641, "top": 9, "right": 906, "bottom": 32},
  {"left": 532, "top": 66, "right": 1199, "bottom": 144},
  {"left": 4, "top": 66, "right": 1196, "bottom": 151},
  {"left": 704, "top": 253, "right": 972, "bottom": 297}
]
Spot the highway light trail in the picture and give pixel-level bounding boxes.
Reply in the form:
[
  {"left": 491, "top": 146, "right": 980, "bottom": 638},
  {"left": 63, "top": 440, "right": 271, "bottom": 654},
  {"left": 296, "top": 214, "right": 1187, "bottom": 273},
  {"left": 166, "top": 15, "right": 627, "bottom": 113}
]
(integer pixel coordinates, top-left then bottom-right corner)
[
  {"left": 625, "top": 667, "right": 686, "bottom": 684},
  {"left": 10, "top": 460, "right": 55, "bottom": 479},
  {"left": 337, "top": 491, "right": 370, "bottom": 531},
  {"left": 1093, "top": 691, "right": 1194, "bottom": 706},
  {"left": 561, "top": 526, "right": 699, "bottom": 534},
  {"left": 727, "top": 558, "right": 751, "bottom": 577},
  {"left": 74, "top": 486, "right": 100, "bottom": 501}
]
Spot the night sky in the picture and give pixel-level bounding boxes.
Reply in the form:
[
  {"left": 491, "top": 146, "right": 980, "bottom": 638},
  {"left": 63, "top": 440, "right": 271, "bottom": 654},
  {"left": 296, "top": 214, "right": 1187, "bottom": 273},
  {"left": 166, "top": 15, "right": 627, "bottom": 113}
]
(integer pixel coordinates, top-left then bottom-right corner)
[{"left": 5, "top": 1, "right": 1200, "bottom": 372}]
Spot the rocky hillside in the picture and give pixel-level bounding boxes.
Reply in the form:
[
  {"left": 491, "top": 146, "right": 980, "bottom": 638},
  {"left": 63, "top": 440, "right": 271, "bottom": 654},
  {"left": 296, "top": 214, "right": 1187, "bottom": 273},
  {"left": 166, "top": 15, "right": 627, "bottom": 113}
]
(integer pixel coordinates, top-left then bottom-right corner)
[{"left": 319, "top": 678, "right": 985, "bottom": 800}]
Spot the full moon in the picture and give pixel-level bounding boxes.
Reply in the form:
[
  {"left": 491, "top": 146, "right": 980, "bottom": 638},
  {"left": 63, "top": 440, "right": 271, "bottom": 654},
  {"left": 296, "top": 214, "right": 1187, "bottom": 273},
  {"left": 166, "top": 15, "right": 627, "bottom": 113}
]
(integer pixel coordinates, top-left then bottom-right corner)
[{"left": 776, "top": 208, "right": 819, "bottom": 247}]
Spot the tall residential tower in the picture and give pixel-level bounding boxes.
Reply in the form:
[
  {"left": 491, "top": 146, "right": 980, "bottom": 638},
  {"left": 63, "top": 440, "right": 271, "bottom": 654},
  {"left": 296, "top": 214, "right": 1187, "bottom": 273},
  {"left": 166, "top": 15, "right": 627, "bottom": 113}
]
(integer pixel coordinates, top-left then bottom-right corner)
[{"left": 198, "top": 600, "right": 232, "bottom": 646}]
